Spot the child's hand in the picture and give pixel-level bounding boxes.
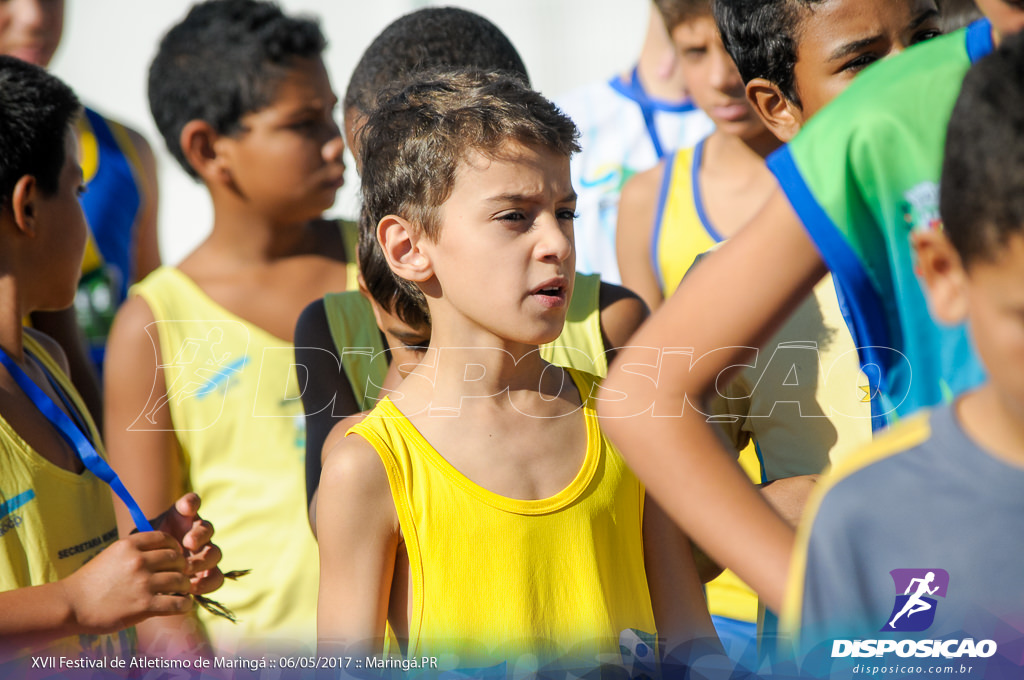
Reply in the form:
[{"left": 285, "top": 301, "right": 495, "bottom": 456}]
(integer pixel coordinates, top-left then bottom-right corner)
[
  {"left": 60, "top": 532, "right": 193, "bottom": 634},
  {"left": 152, "top": 492, "right": 225, "bottom": 596}
]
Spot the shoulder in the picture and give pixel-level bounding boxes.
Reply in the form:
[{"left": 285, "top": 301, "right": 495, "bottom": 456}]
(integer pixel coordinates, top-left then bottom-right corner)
[
  {"left": 295, "top": 297, "right": 330, "bottom": 348},
  {"left": 23, "top": 327, "right": 71, "bottom": 376},
  {"left": 597, "top": 282, "right": 648, "bottom": 344},
  {"left": 319, "top": 425, "right": 394, "bottom": 512},
  {"left": 620, "top": 159, "right": 667, "bottom": 203},
  {"left": 106, "top": 294, "right": 159, "bottom": 362}
]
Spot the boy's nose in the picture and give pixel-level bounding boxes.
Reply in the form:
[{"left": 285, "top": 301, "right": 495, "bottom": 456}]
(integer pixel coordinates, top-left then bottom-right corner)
[
  {"left": 536, "top": 217, "right": 574, "bottom": 264},
  {"left": 709, "top": 50, "right": 743, "bottom": 95},
  {"left": 322, "top": 134, "right": 345, "bottom": 165}
]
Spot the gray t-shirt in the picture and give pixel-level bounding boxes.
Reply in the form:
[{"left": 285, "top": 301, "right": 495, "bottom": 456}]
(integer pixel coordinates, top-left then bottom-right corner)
[{"left": 796, "top": 403, "right": 1024, "bottom": 647}]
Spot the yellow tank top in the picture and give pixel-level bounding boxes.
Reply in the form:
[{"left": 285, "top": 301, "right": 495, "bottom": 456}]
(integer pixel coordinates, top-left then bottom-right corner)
[
  {"left": 131, "top": 267, "right": 319, "bottom": 653},
  {"left": 654, "top": 142, "right": 872, "bottom": 624},
  {"left": 0, "top": 333, "right": 134, "bottom": 660},
  {"left": 348, "top": 368, "right": 656, "bottom": 669},
  {"left": 322, "top": 273, "right": 611, "bottom": 414}
]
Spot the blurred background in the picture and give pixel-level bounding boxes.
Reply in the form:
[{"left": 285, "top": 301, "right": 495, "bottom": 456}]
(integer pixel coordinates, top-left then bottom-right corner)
[{"left": 51, "top": 0, "right": 647, "bottom": 264}]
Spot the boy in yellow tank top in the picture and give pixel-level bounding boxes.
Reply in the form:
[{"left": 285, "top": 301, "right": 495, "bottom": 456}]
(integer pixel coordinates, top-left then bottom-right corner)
[
  {"left": 103, "top": 0, "right": 352, "bottom": 658},
  {"left": 615, "top": 0, "right": 942, "bottom": 665},
  {"left": 316, "top": 71, "right": 721, "bottom": 675},
  {"left": 0, "top": 56, "right": 222, "bottom": 668},
  {"left": 296, "top": 7, "right": 649, "bottom": 535}
]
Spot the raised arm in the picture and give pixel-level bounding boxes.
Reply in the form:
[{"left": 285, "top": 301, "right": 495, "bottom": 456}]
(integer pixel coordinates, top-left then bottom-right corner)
[
  {"left": 616, "top": 163, "right": 666, "bottom": 313},
  {"left": 599, "top": 189, "right": 826, "bottom": 612},
  {"left": 317, "top": 432, "right": 400, "bottom": 656}
]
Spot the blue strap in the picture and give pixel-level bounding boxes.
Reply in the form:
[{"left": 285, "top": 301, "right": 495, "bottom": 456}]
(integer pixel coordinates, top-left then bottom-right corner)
[
  {"left": 630, "top": 67, "right": 666, "bottom": 160},
  {"left": 0, "top": 346, "right": 153, "bottom": 532}
]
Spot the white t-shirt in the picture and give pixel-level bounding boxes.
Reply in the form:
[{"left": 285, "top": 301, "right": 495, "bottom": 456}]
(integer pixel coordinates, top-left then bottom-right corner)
[{"left": 557, "top": 68, "right": 713, "bottom": 283}]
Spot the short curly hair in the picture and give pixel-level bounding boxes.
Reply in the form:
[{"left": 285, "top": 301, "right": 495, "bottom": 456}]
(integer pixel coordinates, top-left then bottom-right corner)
[
  {"left": 148, "top": 0, "right": 326, "bottom": 179},
  {"left": 358, "top": 70, "right": 579, "bottom": 327}
]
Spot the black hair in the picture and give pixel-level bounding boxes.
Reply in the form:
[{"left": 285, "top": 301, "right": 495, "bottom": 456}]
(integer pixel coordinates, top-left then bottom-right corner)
[
  {"left": 713, "top": 0, "right": 826, "bottom": 107},
  {"left": 148, "top": 0, "right": 326, "bottom": 179},
  {"left": 941, "top": 31, "right": 1024, "bottom": 265},
  {"left": 0, "top": 56, "right": 81, "bottom": 207},
  {"left": 343, "top": 7, "right": 529, "bottom": 119}
]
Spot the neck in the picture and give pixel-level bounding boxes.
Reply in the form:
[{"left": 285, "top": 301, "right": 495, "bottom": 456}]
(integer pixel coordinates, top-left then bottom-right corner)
[
  {"left": 706, "top": 129, "right": 780, "bottom": 169},
  {"left": 957, "top": 385, "right": 1024, "bottom": 467},
  {"left": 205, "top": 211, "right": 316, "bottom": 264},
  {"left": 0, "top": 274, "right": 25, "bottom": 362},
  {"left": 632, "top": 9, "right": 688, "bottom": 103},
  {"left": 402, "top": 334, "right": 554, "bottom": 417}
]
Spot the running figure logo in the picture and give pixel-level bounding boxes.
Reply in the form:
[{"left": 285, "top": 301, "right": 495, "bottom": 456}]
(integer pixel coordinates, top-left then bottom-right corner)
[{"left": 882, "top": 568, "right": 949, "bottom": 632}]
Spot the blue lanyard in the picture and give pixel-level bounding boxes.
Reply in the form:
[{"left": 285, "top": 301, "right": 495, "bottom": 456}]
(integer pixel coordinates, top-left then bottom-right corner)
[{"left": 0, "top": 344, "right": 153, "bottom": 532}]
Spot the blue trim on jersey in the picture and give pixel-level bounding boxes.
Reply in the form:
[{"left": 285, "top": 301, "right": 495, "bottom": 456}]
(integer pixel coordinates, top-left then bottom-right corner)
[
  {"left": 690, "top": 139, "right": 725, "bottom": 244},
  {"left": 608, "top": 68, "right": 699, "bottom": 113},
  {"left": 650, "top": 152, "right": 678, "bottom": 291},
  {"left": 609, "top": 67, "right": 698, "bottom": 160},
  {"left": 0, "top": 490, "right": 36, "bottom": 520},
  {"left": 767, "top": 146, "right": 890, "bottom": 431},
  {"left": 753, "top": 440, "right": 767, "bottom": 485},
  {"left": 965, "top": 18, "right": 994, "bottom": 64}
]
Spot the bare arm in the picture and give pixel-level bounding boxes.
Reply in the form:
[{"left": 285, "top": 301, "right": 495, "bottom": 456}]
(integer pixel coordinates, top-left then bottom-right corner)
[
  {"left": 104, "top": 295, "right": 207, "bottom": 655},
  {"left": 0, "top": 532, "right": 191, "bottom": 651},
  {"left": 616, "top": 163, "right": 666, "bottom": 313},
  {"left": 599, "top": 190, "right": 826, "bottom": 612},
  {"left": 597, "top": 282, "right": 649, "bottom": 364},
  {"left": 27, "top": 309, "right": 103, "bottom": 429},
  {"left": 124, "top": 127, "right": 161, "bottom": 281},
  {"left": 643, "top": 496, "right": 721, "bottom": 657},
  {"left": 317, "top": 433, "right": 400, "bottom": 656}
]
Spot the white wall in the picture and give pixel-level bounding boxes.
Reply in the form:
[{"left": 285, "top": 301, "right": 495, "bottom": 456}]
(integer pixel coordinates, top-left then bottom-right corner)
[{"left": 49, "top": 1, "right": 647, "bottom": 265}]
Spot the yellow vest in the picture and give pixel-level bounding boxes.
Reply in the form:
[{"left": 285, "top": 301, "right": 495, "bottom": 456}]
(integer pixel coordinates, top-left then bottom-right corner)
[
  {"left": 348, "top": 368, "right": 656, "bottom": 669},
  {"left": 132, "top": 267, "right": 319, "bottom": 653},
  {"left": 0, "top": 332, "right": 134, "bottom": 660}
]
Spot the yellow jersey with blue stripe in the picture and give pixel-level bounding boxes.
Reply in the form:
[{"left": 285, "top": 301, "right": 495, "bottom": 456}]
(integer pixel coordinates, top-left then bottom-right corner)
[
  {"left": 348, "top": 368, "right": 656, "bottom": 670},
  {"left": 0, "top": 333, "right": 134, "bottom": 664},
  {"left": 132, "top": 267, "right": 319, "bottom": 653}
]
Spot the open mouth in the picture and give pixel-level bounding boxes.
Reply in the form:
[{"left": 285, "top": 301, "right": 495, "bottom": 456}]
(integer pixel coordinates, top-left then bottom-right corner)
[{"left": 530, "top": 278, "right": 569, "bottom": 308}]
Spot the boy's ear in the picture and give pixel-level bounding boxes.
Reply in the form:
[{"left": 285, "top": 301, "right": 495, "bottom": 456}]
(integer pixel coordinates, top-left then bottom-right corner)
[
  {"left": 913, "top": 229, "right": 969, "bottom": 325},
  {"left": 9, "top": 175, "right": 39, "bottom": 237},
  {"left": 180, "top": 120, "right": 230, "bottom": 184},
  {"left": 746, "top": 78, "right": 804, "bottom": 143},
  {"left": 378, "top": 215, "right": 433, "bottom": 283}
]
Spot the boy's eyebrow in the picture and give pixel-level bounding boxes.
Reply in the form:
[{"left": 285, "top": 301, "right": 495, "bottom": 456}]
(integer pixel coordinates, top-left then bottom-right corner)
[
  {"left": 828, "top": 8, "right": 940, "bottom": 62},
  {"left": 390, "top": 329, "right": 428, "bottom": 344},
  {"left": 907, "top": 8, "right": 940, "bottom": 31},
  {"left": 485, "top": 191, "right": 578, "bottom": 204},
  {"left": 829, "top": 35, "right": 885, "bottom": 61}
]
